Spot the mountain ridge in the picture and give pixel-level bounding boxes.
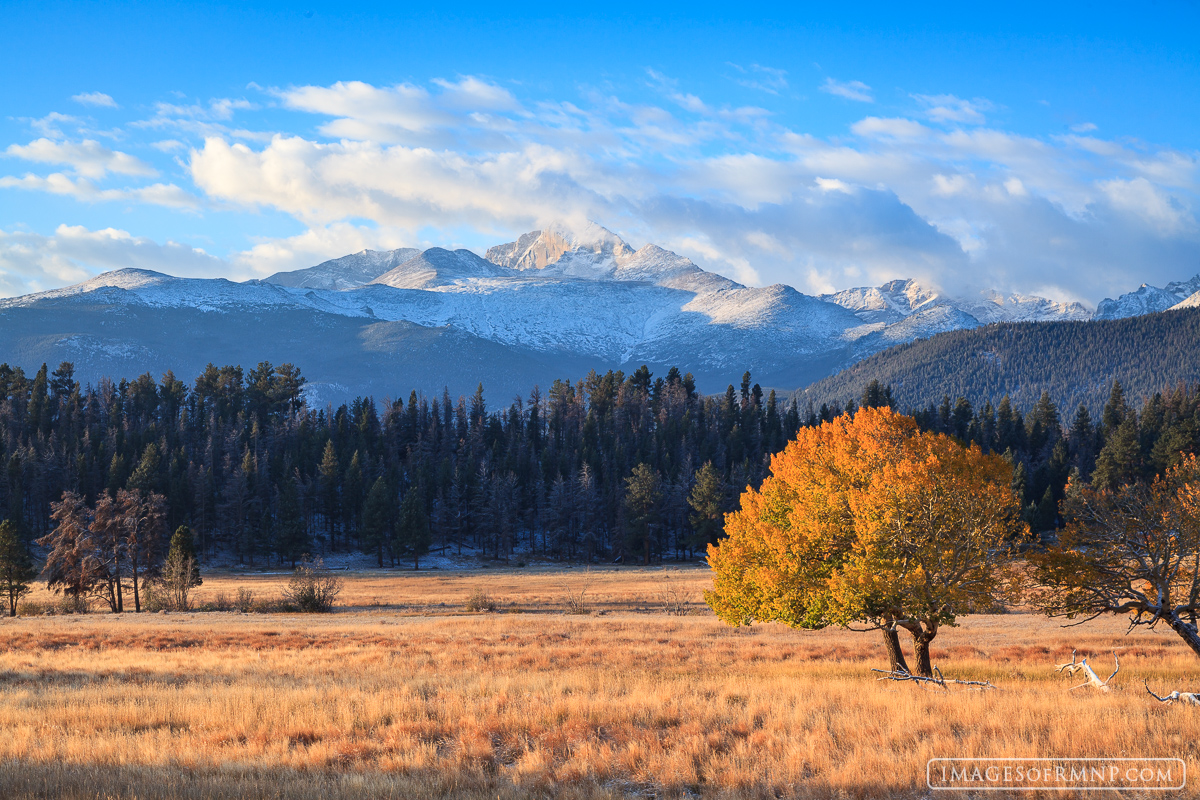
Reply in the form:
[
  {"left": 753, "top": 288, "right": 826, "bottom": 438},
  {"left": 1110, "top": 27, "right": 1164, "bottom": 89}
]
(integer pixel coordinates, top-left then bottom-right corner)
[{"left": 1, "top": 221, "right": 1196, "bottom": 404}]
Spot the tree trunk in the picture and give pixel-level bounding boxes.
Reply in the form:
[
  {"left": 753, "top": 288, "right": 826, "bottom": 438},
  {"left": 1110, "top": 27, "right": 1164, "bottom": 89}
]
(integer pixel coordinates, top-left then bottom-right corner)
[
  {"left": 131, "top": 554, "right": 141, "bottom": 612},
  {"left": 881, "top": 626, "right": 910, "bottom": 673},
  {"left": 908, "top": 621, "right": 939, "bottom": 678},
  {"left": 114, "top": 552, "right": 124, "bottom": 613},
  {"left": 1163, "top": 610, "right": 1200, "bottom": 659}
]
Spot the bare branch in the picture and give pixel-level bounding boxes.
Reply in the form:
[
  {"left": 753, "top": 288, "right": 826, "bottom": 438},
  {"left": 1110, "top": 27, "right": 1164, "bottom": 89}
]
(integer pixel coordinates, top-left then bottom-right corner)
[
  {"left": 871, "top": 665, "right": 997, "bottom": 691},
  {"left": 1144, "top": 679, "right": 1200, "bottom": 706}
]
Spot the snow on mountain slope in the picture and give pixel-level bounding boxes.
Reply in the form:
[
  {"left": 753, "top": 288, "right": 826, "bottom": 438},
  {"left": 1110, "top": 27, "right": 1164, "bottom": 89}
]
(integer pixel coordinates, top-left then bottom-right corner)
[
  {"left": 1171, "top": 291, "right": 1200, "bottom": 311},
  {"left": 7, "top": 219, "right": 1200, "bottom": 403},
  {"left": 265, "top": 247, "right": 421, "bottom": 290},
  {"left": 822, "top": 279, "right": 941, "bottom": 324},
  {"left": 371, "top": 248, "right": 515, "bottom": 289},
  {"left": 1095, "top": 275, "right": 1200, "bottom": 320},
  {"left": 957, "top": 291, "right": 1091, "bottom": 323},
  {"left": 0, "top": 268, "right": 321, "bottom": 313},
  {"left": 824, "top": 278, "right": 1090, "bottom": 325}
]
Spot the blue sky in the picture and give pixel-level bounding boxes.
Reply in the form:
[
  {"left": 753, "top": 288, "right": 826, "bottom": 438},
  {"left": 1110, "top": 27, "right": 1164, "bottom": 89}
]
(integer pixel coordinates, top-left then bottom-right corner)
[{"left": 1, "top": 1, "right": 1198, "bottom": 304}]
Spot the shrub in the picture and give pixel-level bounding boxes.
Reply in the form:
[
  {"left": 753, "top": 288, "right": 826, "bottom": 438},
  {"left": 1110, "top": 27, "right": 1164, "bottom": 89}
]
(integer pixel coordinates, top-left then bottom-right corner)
[
  {"left": 283, "top": 559, "right": 343, "bottom": 613},
  {"left": 465, "top": 587, "right": 497, "bottom": 612},
  {"left": 141, "top": 581, "right": 168, "bottom": 613},
  {"left": 15, "top": 599, "right": 46, "bottom": 616},
  {"left": 234, "top": 588, "right": 254, "bottom": 613},
  {"left": 56, "top": 594, "right": 89, "bottom": 614},
  {"left": 562, "top": 568, "right": 593, "bottom": 615},
  {"left": 659, "top": 573, "right": 694, "bottom": 616}
]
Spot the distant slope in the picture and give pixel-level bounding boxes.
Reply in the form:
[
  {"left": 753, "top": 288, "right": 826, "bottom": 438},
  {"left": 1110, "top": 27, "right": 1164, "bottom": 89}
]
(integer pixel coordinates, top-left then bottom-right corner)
[
  {"left": 802, "top": 307, "right": 1200, "bottom": 412},
  {"left": 265, "top": 247, "right": 421, "bottom": 290}
]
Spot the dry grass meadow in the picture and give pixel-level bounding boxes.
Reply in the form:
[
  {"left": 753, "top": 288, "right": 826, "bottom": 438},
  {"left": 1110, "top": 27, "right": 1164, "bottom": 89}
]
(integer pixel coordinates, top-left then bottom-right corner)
[{"left": 1, "top": 565, "right": 1198, "bottom": 799}]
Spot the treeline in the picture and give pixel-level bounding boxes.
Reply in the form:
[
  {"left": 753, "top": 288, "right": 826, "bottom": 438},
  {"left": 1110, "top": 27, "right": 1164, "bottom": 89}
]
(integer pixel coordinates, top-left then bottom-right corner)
[
  {"left": 805, "top": 307, "right": 1200, "bottom": 414},
  {"left": 1, "top": 359, "right": 1198, "bottom": 575},
  {"left": 851, "top": 378, "right": 1200, "bottom": 532},
  {"left": 0, "top": 360, "right": 801, "bottom": 568}
]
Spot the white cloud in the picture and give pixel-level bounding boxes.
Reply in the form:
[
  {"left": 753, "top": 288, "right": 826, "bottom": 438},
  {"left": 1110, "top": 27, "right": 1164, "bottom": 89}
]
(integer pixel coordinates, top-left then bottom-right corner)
[
  {"left": 1071, "top": 122, "right": 1098, "bottom": 133},
  {"left": 727, "top": 63, "right": 789, "bottom": 94},
  {"left": 1098, "top": 177, "right": 1192, "bottom": 234},
  {"left": 5, "top": 138, "right": 157, "bottom": 179},
  {"left": 234, "top": 223, "right": 423, "bottom": 277},
  {"left": 3, "top": 77, "right": 1198, "bottom": 305},
  {"left": 279, "top": 81, "right": 454, "bottom": 142},
  {"left": 0, "top": 224, "right": 228, "bottom": 296},
  {"left": 27, "top": 112, "right": 80, "bottom": 139},
  {"left": 72, "top": 92, "right": 118, "bottom": 108},
  {"left": 851, "top": 117, "right": 929, "bottom": 140},
  {"left": 914, "top": 94, "right": 991, "bottom": 125},
  {"left": 1004, "top": 177, "right": 1027, "bottom": 197},
  {"left": 177, "top": 77, "right": 1200, "bottom": 302},
  {"left": 932, "top": 173, "right": 972, "bottom": 196},
  {"left": 814, "top": 177, "right": 853, "bottom": 193},
  {"left": 0, "top": 172, "right": 199, "bottom": 208},
  {"left": 820, "top": 78, "right": 874, "bottom": 103}
]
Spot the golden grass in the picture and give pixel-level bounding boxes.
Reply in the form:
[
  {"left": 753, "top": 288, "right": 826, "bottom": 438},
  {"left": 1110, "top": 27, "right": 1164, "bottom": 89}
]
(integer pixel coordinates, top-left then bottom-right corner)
[{"left": 2, "top": 566, "right": 1198, "bottom": 799}]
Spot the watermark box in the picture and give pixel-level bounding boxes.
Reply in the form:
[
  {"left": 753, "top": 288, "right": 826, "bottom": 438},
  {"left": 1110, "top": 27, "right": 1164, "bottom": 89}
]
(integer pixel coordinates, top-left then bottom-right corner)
[{"left": 927, "top": 758, "right": 1186, "bottom": 792}]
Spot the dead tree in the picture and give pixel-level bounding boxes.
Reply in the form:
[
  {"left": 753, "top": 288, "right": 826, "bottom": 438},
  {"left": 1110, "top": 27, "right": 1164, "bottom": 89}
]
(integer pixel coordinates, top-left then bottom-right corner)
[
  {"left": 1054, "top": 649, "right": 1120, "bottom": 692},
  {"left": 1144, "top": 680, "right": 1200, "bottom": 706},
  {"left": 872, "top": 665, "right": 998, "bottom": 691}
]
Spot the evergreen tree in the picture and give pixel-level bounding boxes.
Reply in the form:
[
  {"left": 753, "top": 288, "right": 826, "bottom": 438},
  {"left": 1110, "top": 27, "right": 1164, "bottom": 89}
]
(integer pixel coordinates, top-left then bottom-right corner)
[
  {"left": 0, "top": 520, "right": 35, "bottom": 616},
  {"left": 360, "top": 476, "right": 393, "bottom": 568},
  {"left": 395, "top": 489, "right": 432, "bottom": 569},
  {"left": 343, "top": 452, "right": 364, "bottom": 545},
  {"left": 127, "top": 443, "right": 161, "bottom": 493},
  {"left": 624, "top": 463, "right": 662, "bottom": 565},
  {"left": 276, "top": 477, "right": 308, "bottom": 567},
  {"left": 1092, "top": 418, "right": 1143, "bottom": 490},
  {"left": 167, "top": 525, "right": 202, "bottom": 587},
  {"left": 318, "top": 441, "right": 340, "bottom": 549},
  {"left": 687, "top": 462, "right": 726, "bottom": 551}
]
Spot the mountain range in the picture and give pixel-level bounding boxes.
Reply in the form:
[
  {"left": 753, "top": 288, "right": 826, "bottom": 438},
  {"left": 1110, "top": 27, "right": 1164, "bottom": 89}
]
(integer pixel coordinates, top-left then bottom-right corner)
[{"left": 0, "top": 221, "right": 1196, "bottom": 404}]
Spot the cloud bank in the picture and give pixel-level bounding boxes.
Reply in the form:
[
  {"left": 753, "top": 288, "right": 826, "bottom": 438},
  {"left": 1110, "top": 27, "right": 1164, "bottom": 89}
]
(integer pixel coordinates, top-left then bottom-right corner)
[{"left": 1, "top": 77, "right": 1198, "bottom": 304}]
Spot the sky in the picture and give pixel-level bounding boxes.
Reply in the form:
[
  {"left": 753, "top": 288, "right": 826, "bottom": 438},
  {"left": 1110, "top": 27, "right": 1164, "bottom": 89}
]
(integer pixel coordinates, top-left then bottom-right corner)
[{"left": 1, "top": 1, "right": 1198, "bottom": 305}]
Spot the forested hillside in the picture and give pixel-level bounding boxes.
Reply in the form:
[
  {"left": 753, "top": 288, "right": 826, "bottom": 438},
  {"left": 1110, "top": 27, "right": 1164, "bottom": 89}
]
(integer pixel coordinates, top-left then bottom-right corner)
[
  {"left": 1, "top": 357, "right": 1197, "bottom": 573},
  {"left": 804, "top": 307, "right": 1200, "bottom": 412},
  {"left": 0, "top": 361, "right": 802, "bottom": 567}
]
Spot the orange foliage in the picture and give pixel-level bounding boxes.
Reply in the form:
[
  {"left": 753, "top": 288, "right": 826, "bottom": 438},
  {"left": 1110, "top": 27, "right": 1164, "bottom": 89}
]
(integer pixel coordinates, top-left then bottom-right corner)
[{"left": 706, "top": 407, "right": 1026, "bottom": 671}]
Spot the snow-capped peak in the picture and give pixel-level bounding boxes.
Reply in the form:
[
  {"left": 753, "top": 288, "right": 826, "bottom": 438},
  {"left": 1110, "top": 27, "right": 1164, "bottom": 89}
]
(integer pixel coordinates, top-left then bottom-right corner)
[
  {"left": 821, "top": 279, "right": 944, "bottom": 324},
  {"left": 486, "top": 221, "right": 635, "bottom": 277},
  {"left": 824, "top": 278, "right": 1091, "bottom": 325},
  {"left": 1095, "top": 274, "right": 1200, "bottom": 320}
]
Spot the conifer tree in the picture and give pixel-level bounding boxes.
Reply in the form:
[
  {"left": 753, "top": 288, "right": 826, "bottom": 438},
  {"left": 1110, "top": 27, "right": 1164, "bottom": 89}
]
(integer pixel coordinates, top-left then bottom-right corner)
[
  {"left": 361, "top": 476, "right": 393, "bottom": 568},
  {"left": 276, "top": 477, "right": 307, "bottom": 567},
  {"left": 0, "top": 520, "right": 35, "bottom": 616},
  {"left": 624, "top": 463, "right": 662, "bottom": 565},
  {"left": 318, "top": 441, "right": 340, "bottom": 549},
  {"left": 395, "top": 489, "right": 432, "bottom": 569},
  {"left": 687, "top": 462, "right": 726, "bottom": 551},
  {"left": 167, "top": 525, "right": 202, "bottom": 587}
]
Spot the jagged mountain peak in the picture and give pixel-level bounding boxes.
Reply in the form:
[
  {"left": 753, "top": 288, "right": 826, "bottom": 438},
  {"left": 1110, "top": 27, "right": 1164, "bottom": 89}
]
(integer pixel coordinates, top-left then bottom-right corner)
[
  {"left": 822, "top": 278, "right": 943, "bottom": 324},
  {"left": 1095, "top": 274, "right": 1200, "bottom": 320},
  {"left": 824, "top": 278, "right": 1091, "bottom": 326},
  {"left": 486, "top": 221, "right": 635, "bottom": 276}
]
